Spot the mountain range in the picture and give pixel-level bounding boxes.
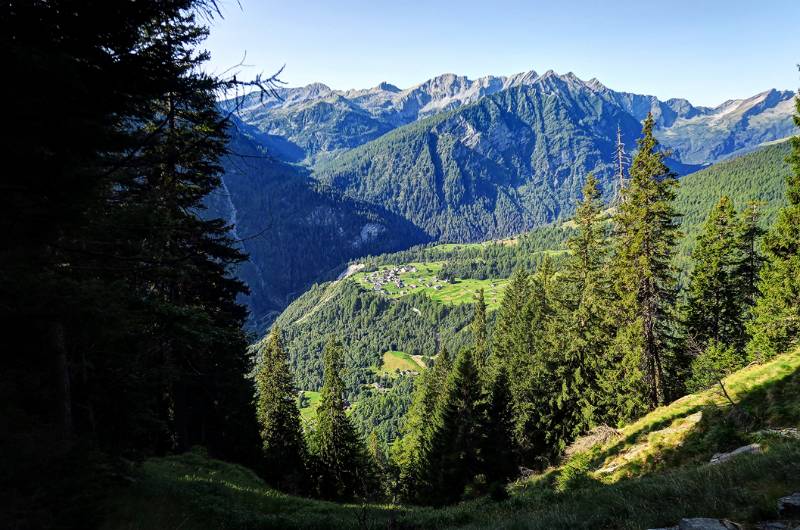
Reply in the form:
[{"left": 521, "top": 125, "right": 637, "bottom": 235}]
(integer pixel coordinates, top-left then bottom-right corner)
[{"left": 212, "top": 70, "right": 796, "bottom": 327}]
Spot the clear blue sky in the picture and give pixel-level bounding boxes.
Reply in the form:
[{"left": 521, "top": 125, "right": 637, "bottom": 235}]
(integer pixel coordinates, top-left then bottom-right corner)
[{"left": 204, "top": 0, "right": 799, "bottom": 107}]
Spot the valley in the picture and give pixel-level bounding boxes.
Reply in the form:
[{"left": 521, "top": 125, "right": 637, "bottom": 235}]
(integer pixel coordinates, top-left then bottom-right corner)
[
  {"left": 211, "top": 72, "right": 796, "bottom": 330},
  {"left": 10, "top": 3, "right": 800, "bottom": 528}
]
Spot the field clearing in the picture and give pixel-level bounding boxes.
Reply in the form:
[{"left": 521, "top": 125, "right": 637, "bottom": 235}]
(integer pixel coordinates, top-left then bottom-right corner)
[
  {"left": 299, "top": 390, "right": 358, "bottom": 423},
  {"left": 379, "top": 350, "right": 426, "bottom": 376},
  {"left": 298, "top": 390, "right": 320, "bottom": 422},
  {"left": 352, "top": 261, "right": 507, "bottom": 310}
]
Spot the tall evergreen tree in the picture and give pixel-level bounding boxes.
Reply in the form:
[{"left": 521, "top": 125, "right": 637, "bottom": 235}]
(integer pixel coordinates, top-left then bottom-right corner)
[
  {"left": 254, "top": 328, "right": 306, "bottom": 492},
  {"left": 747, "top": 90, "right": 800, "bottom": 361},
  {"left": 686, "top": 196, "right": 744, "bottom": 351},
  {"left": 420, "top": 349, "right": 486, "bottom": 506},
  {"left": 493, "top": 262, "right": 556, "bottom": 460},
  {"left": 472, "top": 288, "right": 488, "bottom": 371},
  {"left": 493, "top": 268, "right": 533, "bottom": 368},
  {"left": 734, "top": 201, "right": 765, "bottom": 313},
  {"left": 394, "top": 347, "right": 452, "bottom": 500},
  {"left": 608, "top": 113, "right": 681, "bottom": 415},
  {"left": 2, "top": 2, "right": 268, "bottom": 524},
  {"left": 480, "top": 366, "right": 517, "bottom": 489},
  {"left": 548, "top": 174, "right": 612, "bottom": 447},
  {"left": 310, "top": 338, "right": 370, "bottom": 500}
]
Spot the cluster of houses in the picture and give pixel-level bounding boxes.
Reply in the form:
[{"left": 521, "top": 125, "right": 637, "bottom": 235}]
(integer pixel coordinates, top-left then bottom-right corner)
[{"left": 363, "top": 265, "right": 450, "bottom": 295}]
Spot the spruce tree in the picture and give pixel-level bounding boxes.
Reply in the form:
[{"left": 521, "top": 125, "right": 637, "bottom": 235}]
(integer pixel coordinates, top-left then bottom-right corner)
[
  {"left": 686, "top": 196, "right": 743, "bottom": 351},
  {"left": 311, "top": 338, "right": 370, "bottom": 500},
  {"left": 254, "top": 328, "right": 306, "bottom": 492},
  {"left": 608, "top": 113, "right": 681, "bottom": 415},
  {"left": 747, "top": 91, "right": 800, "bottom": 361},
  {"left": 393, "top": 347, "right": 451, "bottom": 501},
  {"left": 734, "top": 201, "right": 765, "bottom": 313},
  {"left": 472, "top": 288, "right": 488, "bottom": 372},
  {"left": 493, "top": 268, "right": 533, "bottom": 368},
  {"left": 549, "top": 174, "right": 612, "bottom": 447},
  {"left": 421, "top": 349, "right": 486, "bottom": 505},
  {"left": 493, "top": 262, "right": 555, "bottom": 460},
  {"left": 480, "top": 366, "right": 517, "bottom": 489}
]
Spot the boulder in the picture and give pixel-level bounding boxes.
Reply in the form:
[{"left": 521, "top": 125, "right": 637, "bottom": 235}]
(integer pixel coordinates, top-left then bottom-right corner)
[
  {"left": 778, "top": 492, "right": 800, "bottom": 518},
  {"left": 709, "top": 443, "right": 762, "bottom": 465}
]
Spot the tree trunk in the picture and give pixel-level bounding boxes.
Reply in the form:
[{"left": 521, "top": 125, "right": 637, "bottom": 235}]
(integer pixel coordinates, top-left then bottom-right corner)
[{"left": 49, "top": 320, "right": 73, "bottom": 441}]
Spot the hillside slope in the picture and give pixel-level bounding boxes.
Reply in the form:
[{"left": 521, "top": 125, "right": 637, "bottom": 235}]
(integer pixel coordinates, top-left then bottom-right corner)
[
  {"left": 278, "top": 141, "right": 791, "bottom": 382},
  {"left": 103, "top": 348, "right": 800, "bottom": 530},
  {"left": 206, "top": 119, "right": 428, "bottom": 328}
]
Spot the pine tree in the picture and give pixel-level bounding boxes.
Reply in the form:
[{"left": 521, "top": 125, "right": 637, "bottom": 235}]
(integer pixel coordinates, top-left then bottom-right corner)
[
  {"left": 420, "top": 349, "right": 486, "bottom": 505},
  {"left": 480, "top": 366, "right": 517, "bottom": 489},
  {"left": 747, "top": 90, "right": 800, "bottom": 361},
  {"left": 472, "top": 288, "right": 488, "bottom": 372},
  {"left": 393, "top": 347, "right": 451, "bottom": 501},
  {"left": 608, "top": 113, "right": 681, "bottom": 415},
  {"left": 311, "top": 338, "right": 370, "bottom": 500},
  {"left": 549, "top": 174, "right": 612, "bottom": 448},
  {"left": 493, "top": 268, "right": 533, "bottom": 368},
  {"left": 254, "top": 327, "right": 306, "bottom": 492},
  {"left": 686, "top": 196, "right": 743, "bottom": 351},
  {"left": 734, "top": 201, "right": 765, "bottom": 313}
]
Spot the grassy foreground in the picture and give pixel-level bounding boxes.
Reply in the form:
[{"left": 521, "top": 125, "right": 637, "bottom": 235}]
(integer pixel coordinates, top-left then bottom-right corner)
[{"left": 102, "top": 349, "right": 800, "bottom": 530}]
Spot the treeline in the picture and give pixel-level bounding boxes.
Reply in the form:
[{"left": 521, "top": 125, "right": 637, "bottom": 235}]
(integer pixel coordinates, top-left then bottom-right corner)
[
  {"left": 2, "top": 2, "right": 265, "bottom": 526},
  {"left": 258, "top": 107, "right": 800, "bottom": 505}
]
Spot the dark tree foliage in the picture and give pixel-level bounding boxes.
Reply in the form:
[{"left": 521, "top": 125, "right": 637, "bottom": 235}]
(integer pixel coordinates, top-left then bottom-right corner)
[
  {"left": 1, "top": 2, "right": 260, "bottom": 526},
  {"left": 480, "top": 366, "right": 518, "bottom": 488},
  {"left": 547, "top": 174, "right": 613, "bottom": 446},
  {"left": 255, "top": 328, "right": 307, "bottom": 492},
  {"left": 686, "top": 196, "right": 764, "bottom": 355},
  {"left": 393, "top": 348, "right": 452, "bottom": 502},
  {"left": 686, "top": 196, "right": 745, "bottom": 350},
  {"left": 309, "top": 338, "right": 373, "bottom": 501},
  {"left": 472, "top": 288, "right": 489, "bottom": 371},
  {"left": 418, "top": 349, "right": 486, "bottom": 506}
]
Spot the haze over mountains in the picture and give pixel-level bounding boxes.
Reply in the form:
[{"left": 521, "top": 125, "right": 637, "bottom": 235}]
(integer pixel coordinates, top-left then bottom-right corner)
[{"left": 212, "top": 69, "right": 796, "bottom": 327}]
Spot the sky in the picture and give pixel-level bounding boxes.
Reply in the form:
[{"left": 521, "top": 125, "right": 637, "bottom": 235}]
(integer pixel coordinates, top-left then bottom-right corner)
[{"left": 204, "top": 0, "right": 800, "bottom": 107}]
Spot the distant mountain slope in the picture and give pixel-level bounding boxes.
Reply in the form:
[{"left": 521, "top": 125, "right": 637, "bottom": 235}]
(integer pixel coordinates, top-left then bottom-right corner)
[
  {"left": 227, "top": 71, "right": 540, "bottom": 164},
  {"left": 311, "top": 74, "right": 659, "bottom": 240},
  {"left": 219, "top": 73, "right": 795, "bottom": 323},
  {"left": 674, "top": 139, "right": 792, "bottom": 267},
  {"left": 228, "top": 70, "right": 794, "bottom": 167},
  {"left": 206, "top": 119, "right": 428, "bottom": 329}
]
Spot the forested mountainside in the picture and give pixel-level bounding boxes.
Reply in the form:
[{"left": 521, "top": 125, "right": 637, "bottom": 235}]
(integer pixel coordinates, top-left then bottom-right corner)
[
  {"left": 313, "top": 74, "right": 681, "bottom": 241},
  {"left": 207, "top": 118, "right": 428, "bottom": 326},
  {"left": 216, "top": 73, "right": 793, "bottom": 326},
  {"left": 274, "top": 140, "right": 793, "bottom": 444}
]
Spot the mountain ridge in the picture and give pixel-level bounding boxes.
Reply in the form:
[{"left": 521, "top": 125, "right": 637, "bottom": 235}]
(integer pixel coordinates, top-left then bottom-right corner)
[{"left": 227, "top": 69, "right": 794, "bottom": 166}]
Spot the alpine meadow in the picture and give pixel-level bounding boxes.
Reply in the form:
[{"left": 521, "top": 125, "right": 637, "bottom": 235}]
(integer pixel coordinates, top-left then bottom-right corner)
[{"left": 3, "top": 1, "right": 800, "bottom": 529}]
